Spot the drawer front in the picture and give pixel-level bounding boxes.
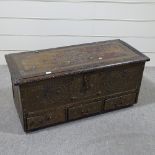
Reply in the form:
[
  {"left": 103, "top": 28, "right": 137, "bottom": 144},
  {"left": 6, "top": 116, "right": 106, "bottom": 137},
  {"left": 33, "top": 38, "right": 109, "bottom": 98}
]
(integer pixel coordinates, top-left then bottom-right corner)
[
  {"left": 104, "top": 93, "right": 137, "bottom": 111},
  {"left": 26, "top": 108, "right": 66, "bottom": 130},
  {"left": 68, "top": 101, "right": 103, "bottom": 120}
]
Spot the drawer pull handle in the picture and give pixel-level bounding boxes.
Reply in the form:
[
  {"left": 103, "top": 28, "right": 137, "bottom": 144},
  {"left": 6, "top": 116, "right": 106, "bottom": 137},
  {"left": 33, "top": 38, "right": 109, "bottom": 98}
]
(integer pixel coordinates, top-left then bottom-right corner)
[{"left": 81, "top": 109, "right": 89, "bottom": 115}]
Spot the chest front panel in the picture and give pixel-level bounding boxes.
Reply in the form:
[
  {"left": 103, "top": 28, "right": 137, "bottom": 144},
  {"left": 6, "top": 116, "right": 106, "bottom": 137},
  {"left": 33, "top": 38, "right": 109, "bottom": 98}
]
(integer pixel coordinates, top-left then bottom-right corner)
[{"left": 20, "top": 63, "right": 143, "bottom": 113}]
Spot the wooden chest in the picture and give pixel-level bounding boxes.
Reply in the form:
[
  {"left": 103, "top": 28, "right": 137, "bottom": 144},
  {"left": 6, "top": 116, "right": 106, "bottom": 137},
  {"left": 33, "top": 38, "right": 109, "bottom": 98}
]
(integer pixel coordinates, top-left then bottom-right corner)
[{"left": 5, "top": 39, "right": 150, "bottom": 132}]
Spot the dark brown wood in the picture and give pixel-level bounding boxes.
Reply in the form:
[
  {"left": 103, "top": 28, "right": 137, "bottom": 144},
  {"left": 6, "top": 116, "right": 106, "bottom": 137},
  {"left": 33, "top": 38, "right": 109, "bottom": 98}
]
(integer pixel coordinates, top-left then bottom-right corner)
[
  {"left": 5, "top": 39, "right": 150, "bottom": 132},
  {"left": 26, "top": 108, "right": 66, "bottom": 130},
  {"left": 68, "top": 101, "right": 103, "bottom": 120},
  {"left": 104, "top": 93, "right": 137, "bottom": 111}
]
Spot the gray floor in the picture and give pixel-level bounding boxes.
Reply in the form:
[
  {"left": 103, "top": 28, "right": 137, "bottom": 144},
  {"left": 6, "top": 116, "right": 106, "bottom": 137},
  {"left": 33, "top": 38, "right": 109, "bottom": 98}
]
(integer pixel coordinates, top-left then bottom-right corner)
[{"left": 0, "top": 65, "right": 155, "bottom": 155}]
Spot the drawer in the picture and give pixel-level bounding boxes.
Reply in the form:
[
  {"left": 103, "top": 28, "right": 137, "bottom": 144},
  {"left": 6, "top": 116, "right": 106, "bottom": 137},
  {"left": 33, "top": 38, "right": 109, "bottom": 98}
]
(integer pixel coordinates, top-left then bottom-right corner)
[
  {"left": 104, "top": 93, "right": 137, "bottom": 111},
  {"left": 26, "top": 108, "right": 66, "bottom": 130},
  {"left": 68, "top": 101, "right": 103, "bottom": 120}
]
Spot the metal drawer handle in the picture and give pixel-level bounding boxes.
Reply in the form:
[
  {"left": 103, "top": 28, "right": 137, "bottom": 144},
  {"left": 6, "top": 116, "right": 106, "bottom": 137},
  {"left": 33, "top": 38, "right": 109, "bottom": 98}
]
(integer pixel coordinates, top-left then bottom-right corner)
[
  {"left": 46, "top": 113, "right": 56, "bottom": 120},
  {"left": 81, "top": 109, "right": 89, "bottom": 115}
]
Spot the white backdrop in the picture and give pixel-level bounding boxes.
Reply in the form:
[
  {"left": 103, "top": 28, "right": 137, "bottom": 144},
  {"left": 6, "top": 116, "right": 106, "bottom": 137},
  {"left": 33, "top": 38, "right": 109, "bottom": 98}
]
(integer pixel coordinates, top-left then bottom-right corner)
[{"left": 0, "top": 0, "right": 155, "bottom": 66}]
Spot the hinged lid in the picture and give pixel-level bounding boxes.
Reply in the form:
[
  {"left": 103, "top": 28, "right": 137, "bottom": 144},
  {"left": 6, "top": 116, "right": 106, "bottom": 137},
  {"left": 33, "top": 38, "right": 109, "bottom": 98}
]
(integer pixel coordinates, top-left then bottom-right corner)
[{"left": 5, "top": 39, "right": 150, "bottom": 85}]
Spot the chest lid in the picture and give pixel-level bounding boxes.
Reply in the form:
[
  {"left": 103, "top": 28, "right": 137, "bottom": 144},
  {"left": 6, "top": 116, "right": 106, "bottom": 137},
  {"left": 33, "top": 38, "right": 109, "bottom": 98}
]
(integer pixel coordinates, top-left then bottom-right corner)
[{"left": 5, "top": 39, "right": 150, "bottom": 85}]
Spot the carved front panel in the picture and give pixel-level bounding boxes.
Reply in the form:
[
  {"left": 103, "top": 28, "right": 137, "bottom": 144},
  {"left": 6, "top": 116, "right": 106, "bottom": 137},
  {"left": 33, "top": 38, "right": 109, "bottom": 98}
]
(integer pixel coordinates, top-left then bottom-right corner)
[
  {"left": 20, "top": 63, "right": 143, "bottom": 112},
  {"left": 20, "top": 76, "right": 71, "bottom": 111},
  {"left": 20, "top": 71, "right": 105, "bottom": 112},
  {"left": 70, "top": 71, "right": 105, "bottom": 102},
  {"left": 103, "top": 65, "right": 143, "bottom": 95}
]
